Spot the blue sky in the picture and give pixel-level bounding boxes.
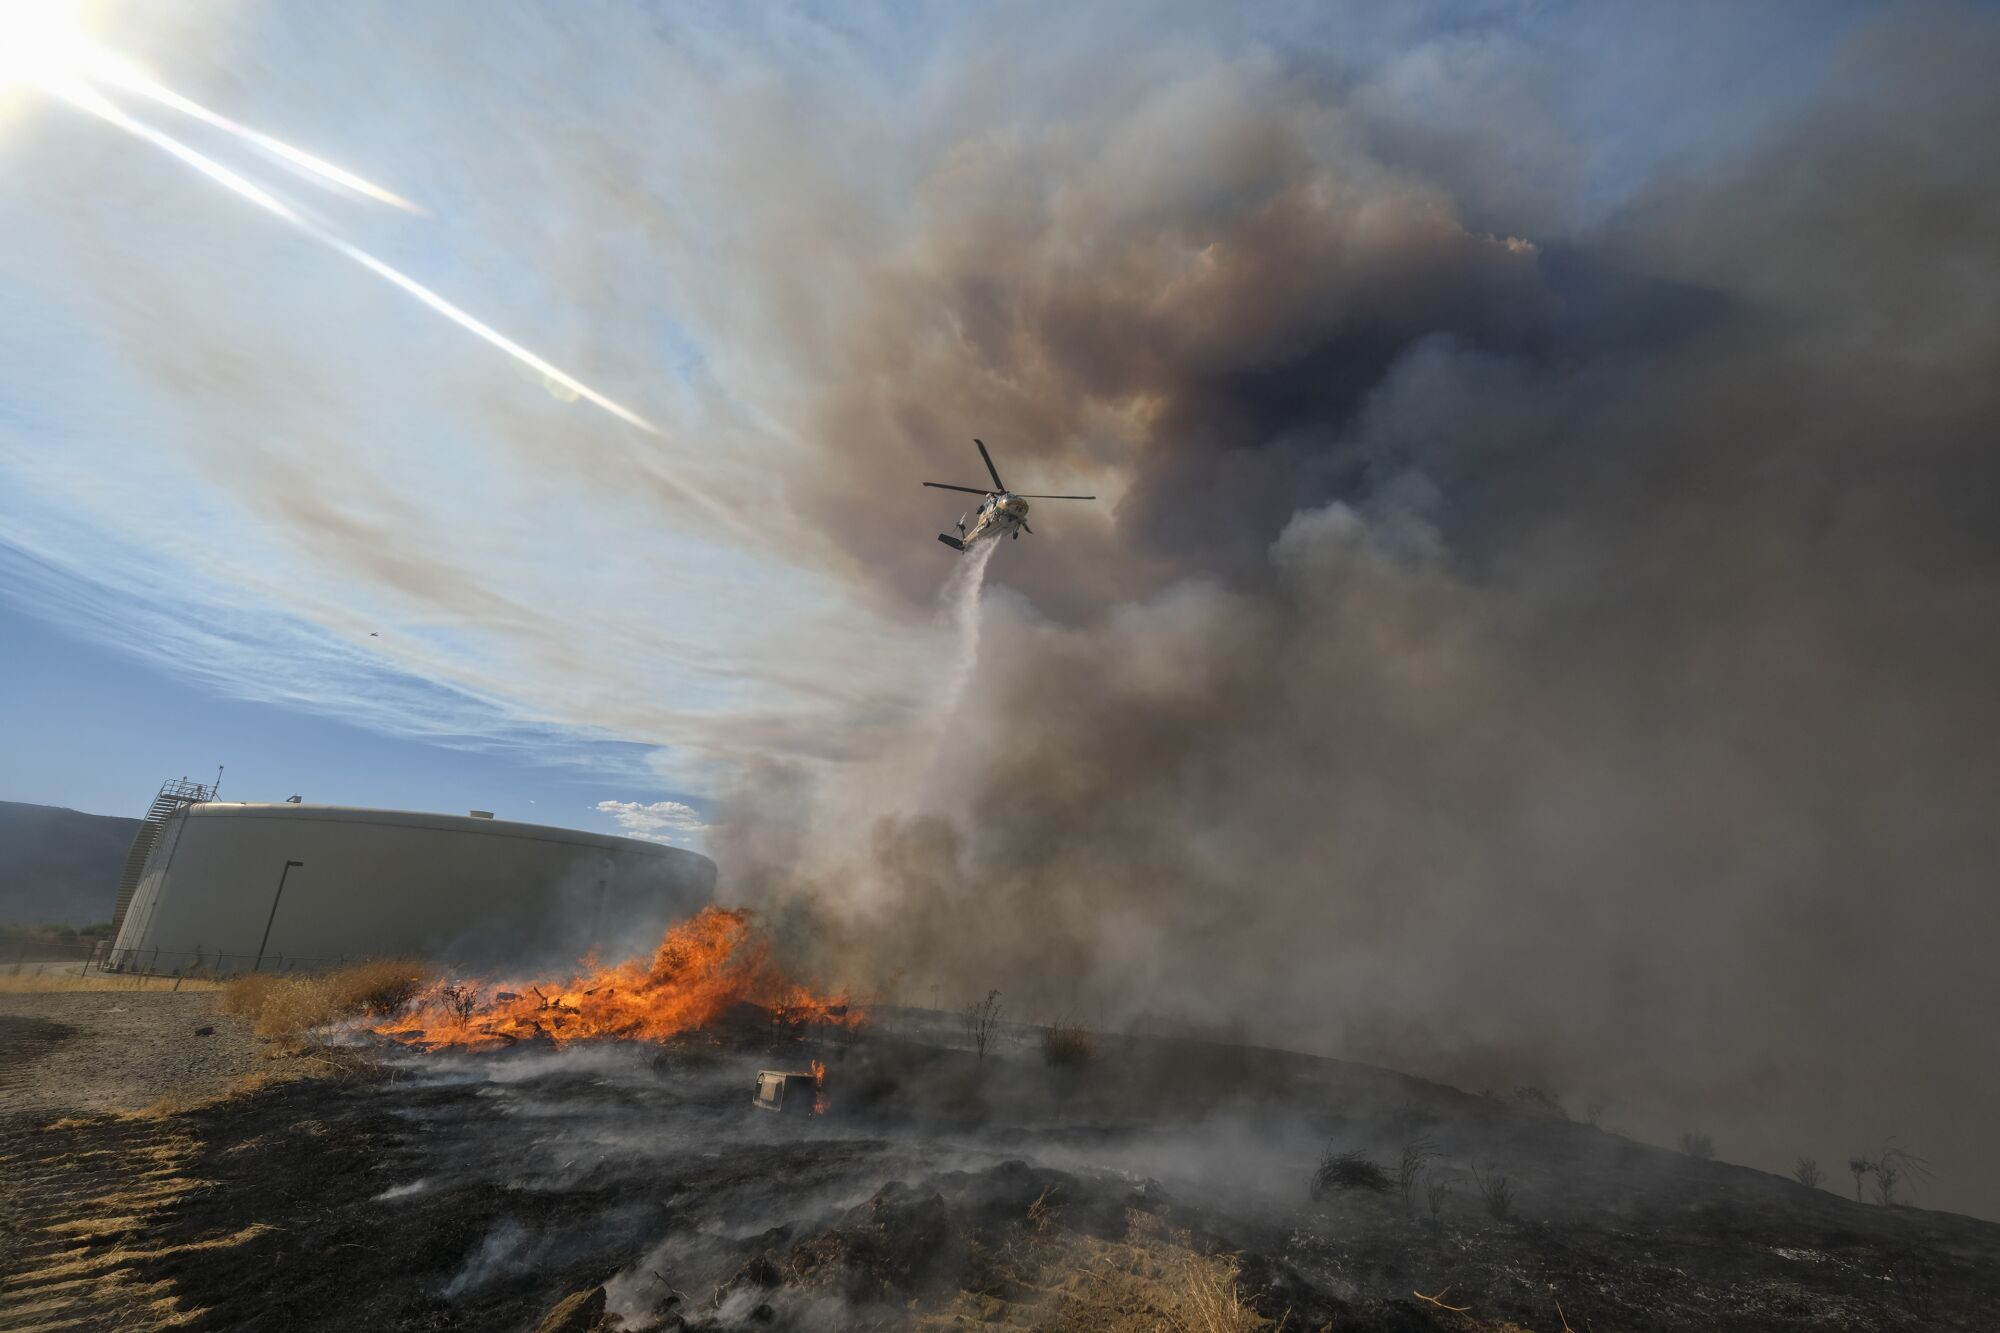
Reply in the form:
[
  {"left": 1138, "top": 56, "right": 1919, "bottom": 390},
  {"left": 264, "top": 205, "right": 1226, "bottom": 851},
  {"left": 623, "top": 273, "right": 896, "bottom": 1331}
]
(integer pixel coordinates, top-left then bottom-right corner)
[
  {"left": 0, "top": 597, "right": 664, "bottom": 828},
  {"left": 0, "top": 0, "right": 1874, "bottom": 839}
]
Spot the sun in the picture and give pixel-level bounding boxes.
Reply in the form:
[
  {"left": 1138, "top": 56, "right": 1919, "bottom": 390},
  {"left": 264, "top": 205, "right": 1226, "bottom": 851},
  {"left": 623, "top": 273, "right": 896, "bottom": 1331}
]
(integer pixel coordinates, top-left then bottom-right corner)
[{"left": 0, "top": 0, "right": 96, "bottom": 96}]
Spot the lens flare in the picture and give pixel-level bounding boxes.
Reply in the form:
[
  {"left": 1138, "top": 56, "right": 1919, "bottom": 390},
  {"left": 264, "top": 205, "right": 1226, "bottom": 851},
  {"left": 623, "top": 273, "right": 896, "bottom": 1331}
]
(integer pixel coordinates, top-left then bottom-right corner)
[
  {"left": 10, "top": 5, "right": 672, "bottom": 440},
  {"left": 84, "top": 51, "right": 425, "bottom": 214},
  {"left": 60, "top": 79, "right": 659, "bottom": 433},
  {"left": 53, "top": 79, "right": 304, "bottom": 222}
]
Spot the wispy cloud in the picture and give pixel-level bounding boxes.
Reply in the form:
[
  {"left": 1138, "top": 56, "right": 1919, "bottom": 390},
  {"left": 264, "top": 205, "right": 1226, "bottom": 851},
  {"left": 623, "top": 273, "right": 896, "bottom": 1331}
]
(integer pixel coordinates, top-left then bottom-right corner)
[
  {"left": 595, "top": 798, "right": 707, "bottom": 845},
  {"left": 0, "top": 2, "right": 960, "bottom": 789}
]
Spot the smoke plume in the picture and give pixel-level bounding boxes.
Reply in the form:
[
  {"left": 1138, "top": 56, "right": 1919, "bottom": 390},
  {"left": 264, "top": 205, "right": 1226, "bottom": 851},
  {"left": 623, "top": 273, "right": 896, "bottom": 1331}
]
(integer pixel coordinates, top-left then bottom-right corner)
[
  {"left": 6, "top": 1, "right": 1996, "bottom": 1216},
  {"left": 710, "top": 5, "right": 2000, "bottom": 1216}
]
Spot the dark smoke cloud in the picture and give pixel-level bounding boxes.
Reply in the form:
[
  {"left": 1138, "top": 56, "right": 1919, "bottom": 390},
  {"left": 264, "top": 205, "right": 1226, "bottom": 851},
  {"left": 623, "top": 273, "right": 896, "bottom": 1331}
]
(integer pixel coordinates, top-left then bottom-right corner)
[{"left": 715, "top": 6, "right": 2000, "bottom": 1217}]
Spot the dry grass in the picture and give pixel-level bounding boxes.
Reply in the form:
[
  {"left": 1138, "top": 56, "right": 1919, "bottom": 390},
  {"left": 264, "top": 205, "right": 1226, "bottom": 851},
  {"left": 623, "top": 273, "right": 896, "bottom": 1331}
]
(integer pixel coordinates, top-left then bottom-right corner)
[
  {"left": 1042, "top": 1017, "right": 1099, "bottom": 1067},
  {"left": 218, "top": 959, "right": 431, "bottom": 1048},
  {"left": 1169, "top": 1253, "right": 1265, "bottom": 1332},
  {"left": 0, "top": 971, "right": 223, "bottom": 994},
  {"left": 930, "top": 1207, "right": 1273, "bottom": 1331},
  {"left": 6, "top": 1112, "right": 217, "bottom": 1329}
]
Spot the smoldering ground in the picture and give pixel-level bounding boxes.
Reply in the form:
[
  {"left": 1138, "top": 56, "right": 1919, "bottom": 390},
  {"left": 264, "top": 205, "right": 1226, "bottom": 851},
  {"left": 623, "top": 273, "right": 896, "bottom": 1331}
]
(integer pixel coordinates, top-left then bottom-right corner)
[
  {"left": 36, "top": 1019, "right": 2000, "bottom": 1330},
  {"left": 709, "top": 6, "right": 2000, "bottom": 1219}
]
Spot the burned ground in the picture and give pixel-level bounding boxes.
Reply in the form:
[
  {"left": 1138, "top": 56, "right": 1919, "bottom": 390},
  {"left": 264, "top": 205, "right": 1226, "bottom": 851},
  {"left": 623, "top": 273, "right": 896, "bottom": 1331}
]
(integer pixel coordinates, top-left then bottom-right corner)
[{"left": 5, "top": 1006, "right": 1998, "bottom": 1331}]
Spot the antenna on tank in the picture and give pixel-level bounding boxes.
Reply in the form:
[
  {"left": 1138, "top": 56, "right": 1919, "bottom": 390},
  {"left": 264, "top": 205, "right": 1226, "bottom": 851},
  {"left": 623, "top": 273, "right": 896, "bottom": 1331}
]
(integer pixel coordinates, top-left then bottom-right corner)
[{"left": 213, "top": 765, "right": 224, "bottom": 800}]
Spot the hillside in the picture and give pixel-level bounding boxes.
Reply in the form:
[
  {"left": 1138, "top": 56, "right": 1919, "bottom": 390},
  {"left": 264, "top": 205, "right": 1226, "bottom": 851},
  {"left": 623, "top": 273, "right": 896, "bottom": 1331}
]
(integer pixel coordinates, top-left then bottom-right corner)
[
  {"left": 0, "top": 801, "right": 139, "bottom": 926},
  {"left": 5, "top": 1003, "right": 1994, "bottom": 1330}
]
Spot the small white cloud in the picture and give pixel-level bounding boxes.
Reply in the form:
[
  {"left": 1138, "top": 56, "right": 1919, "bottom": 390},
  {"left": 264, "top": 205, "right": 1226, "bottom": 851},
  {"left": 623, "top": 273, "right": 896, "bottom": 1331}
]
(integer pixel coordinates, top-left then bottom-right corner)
[{"left": 595, "top": 799, "right": 707, "bottom": 843}]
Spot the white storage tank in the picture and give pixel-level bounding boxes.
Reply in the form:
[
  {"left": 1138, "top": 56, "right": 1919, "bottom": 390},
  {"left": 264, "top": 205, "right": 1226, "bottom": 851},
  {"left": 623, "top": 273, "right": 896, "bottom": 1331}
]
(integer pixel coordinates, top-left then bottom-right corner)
[{"left": 105, "top": 803, "right": 715, "bottom": 974}]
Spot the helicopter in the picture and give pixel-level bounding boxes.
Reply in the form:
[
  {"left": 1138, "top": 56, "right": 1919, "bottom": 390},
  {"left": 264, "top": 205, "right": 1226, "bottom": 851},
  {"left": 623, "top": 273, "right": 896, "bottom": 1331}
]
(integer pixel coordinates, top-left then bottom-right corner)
[{"left": 925, "top": 439, "right": 1095, "bottom": 551}]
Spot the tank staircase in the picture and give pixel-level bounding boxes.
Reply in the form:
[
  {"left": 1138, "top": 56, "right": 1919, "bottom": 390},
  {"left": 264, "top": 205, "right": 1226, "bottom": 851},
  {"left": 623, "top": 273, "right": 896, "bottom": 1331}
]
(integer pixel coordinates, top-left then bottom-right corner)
[{"left": 106, "top": 777, "right": 217, "bottom": 942}]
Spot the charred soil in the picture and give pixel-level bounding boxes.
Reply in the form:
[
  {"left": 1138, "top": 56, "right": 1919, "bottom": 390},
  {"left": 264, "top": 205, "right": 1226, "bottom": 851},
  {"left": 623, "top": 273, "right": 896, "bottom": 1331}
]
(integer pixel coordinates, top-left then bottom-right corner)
[{"left": 3, "top": 1017, "right": 1996, "bottom": 1331}]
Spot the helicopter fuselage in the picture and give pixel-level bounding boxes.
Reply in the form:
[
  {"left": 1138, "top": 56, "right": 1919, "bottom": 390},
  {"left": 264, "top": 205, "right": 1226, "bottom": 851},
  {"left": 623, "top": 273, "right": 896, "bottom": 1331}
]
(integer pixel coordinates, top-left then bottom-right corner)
[
  {"left": 942, "top": 492, "right": 1030, "bottom": 549},
  {"left": 927, "top": 439, "right": 1091, "bottom": 552}
]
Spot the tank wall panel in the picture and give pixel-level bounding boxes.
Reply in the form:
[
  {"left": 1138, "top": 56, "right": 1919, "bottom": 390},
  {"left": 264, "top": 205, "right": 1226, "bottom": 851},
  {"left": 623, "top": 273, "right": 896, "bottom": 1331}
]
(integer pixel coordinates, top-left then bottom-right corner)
[{"left": 110, "top": 806, "right": 714, "bottom": 972}]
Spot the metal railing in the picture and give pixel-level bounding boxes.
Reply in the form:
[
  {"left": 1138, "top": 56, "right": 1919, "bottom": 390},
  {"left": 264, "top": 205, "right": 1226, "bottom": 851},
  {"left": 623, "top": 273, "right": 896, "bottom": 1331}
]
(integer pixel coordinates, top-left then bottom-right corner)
[{"left": 108, "top": 775, "right": 220, "bottom": 939}]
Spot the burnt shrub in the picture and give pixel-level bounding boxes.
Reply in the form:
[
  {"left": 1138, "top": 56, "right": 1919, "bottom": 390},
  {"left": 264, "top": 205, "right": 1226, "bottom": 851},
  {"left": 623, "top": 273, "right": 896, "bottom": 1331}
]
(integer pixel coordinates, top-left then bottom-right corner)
[
  {"left": 1040, "top": 1017, "right": 1097, "bottom": 1067},
  {"left": 961, "top": 989, "right": 1004, "bottom": 1062},
  {"left": 1396, "top": 1138, "right": 1438, "bottom": 1213},
  {"left": 1311, "top": 1149, "right": 1389, "bottom": 1200},
  {"left": 1424, "top": 1170, "right": 1450, "bottom": 1227},
  {"left": 1472, "top": 1160, "right": 1514, "bottom": 1220}
]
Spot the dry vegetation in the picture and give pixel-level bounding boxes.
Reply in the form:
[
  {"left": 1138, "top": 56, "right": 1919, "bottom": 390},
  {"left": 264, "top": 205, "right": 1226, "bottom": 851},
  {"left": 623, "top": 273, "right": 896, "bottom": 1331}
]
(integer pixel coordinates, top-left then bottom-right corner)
[
  {"left": 932, "top": 1204, "right": 1272, "bottom": 1331},
  {"left": 218, "top": 960, "right": 430, "bottom": 1049},
  {"left": 961, "top": 989, "right": 1005, "bottom": 1062},
  {"left": 1041, "top": 1017, "right": 1098, "bottom": 1067}
]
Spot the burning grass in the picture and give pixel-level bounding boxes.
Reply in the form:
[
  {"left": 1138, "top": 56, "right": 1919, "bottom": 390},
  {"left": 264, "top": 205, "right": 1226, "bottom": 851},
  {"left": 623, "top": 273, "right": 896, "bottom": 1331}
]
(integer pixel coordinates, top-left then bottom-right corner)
[
  {"left": 375, "top": 906, "right": 858, "bottom": 1051},
  {"left": 219, "top": 959, "right": 431, "bottom": 1049}
]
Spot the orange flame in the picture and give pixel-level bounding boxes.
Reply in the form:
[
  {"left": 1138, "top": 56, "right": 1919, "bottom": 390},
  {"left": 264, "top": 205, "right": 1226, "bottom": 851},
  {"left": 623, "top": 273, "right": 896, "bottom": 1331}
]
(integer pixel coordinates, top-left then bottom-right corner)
[
  {"left": 374, "top": 906, "right": 858, "bottom": 1051},
  {"left": 810, "top": 1058, "right": 828, "bottom": 1115}
]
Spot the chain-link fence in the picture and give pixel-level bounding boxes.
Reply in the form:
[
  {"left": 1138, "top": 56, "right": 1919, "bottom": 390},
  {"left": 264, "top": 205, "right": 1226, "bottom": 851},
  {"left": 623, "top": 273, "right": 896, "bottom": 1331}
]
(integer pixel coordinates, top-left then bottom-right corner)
[{"left": 92, "top": 943, "right": 382, "bottom": 978}]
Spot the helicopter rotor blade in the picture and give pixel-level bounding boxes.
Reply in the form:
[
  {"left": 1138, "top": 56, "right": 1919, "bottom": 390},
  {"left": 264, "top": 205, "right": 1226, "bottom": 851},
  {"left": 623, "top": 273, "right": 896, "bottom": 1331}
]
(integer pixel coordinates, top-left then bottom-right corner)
[
  {"left": 973, "top": 438, "right": 1007, "bottom": 492},
  {"left": 923, "top": 482, "right": 992, "bottom": 494},
  {"left": 1014, "top": 493, "right": 1096, "bottom": 500}
]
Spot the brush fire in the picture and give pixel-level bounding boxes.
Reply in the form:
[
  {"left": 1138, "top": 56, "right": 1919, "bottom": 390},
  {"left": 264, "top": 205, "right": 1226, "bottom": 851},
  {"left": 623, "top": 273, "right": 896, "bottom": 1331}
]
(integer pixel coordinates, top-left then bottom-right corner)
[
  {"left": 17, "top": 905, "right": 2000, "bottom": 1330},
  {"left": 373, "top": 906, "right": 858, "bottom": 1052}
]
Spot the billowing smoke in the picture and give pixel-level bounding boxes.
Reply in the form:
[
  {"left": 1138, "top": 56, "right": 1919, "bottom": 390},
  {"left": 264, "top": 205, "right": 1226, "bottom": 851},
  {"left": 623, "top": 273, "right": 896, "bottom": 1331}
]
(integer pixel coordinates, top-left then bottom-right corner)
[
  {"left": 713, "top": 6, "right": 2000, "bottom": 1216},
  {"left": 7, "top": 1, "right": 1995, "bottom": 1216}
]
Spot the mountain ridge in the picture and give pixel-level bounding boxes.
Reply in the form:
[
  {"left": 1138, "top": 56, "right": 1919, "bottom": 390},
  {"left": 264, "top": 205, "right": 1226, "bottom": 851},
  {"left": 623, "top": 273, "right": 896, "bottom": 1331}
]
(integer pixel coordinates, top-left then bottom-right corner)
[{"left": 0, "top": 800, "right": 140, "bottom": 925}]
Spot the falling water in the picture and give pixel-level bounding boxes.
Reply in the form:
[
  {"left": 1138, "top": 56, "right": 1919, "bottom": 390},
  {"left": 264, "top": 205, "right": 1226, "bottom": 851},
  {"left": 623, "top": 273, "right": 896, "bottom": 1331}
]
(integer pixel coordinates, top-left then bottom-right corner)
[
  {"left": 934, "top": 539, "right": 998, "bottom": 725},
  {"left": 883, "top": 539, "right": 1002, "bottom": 798}
]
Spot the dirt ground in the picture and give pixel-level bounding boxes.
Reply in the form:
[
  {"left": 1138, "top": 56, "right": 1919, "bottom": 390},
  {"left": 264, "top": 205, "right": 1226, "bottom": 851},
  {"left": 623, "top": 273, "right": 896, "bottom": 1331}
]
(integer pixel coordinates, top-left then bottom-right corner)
[
  {"left": 3, "top": 1005, "right": 1997, "bottom": 1331},
  {"left": 0, "top": 990, "right": 312, "bottom": 1119}
]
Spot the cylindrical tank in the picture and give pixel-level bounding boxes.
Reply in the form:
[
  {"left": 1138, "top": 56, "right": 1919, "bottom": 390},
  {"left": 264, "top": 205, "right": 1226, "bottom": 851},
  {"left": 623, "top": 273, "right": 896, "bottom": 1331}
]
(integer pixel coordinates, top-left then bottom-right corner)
[{"left": 105, "top": 803, "right": 715, "bottom": 974}]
